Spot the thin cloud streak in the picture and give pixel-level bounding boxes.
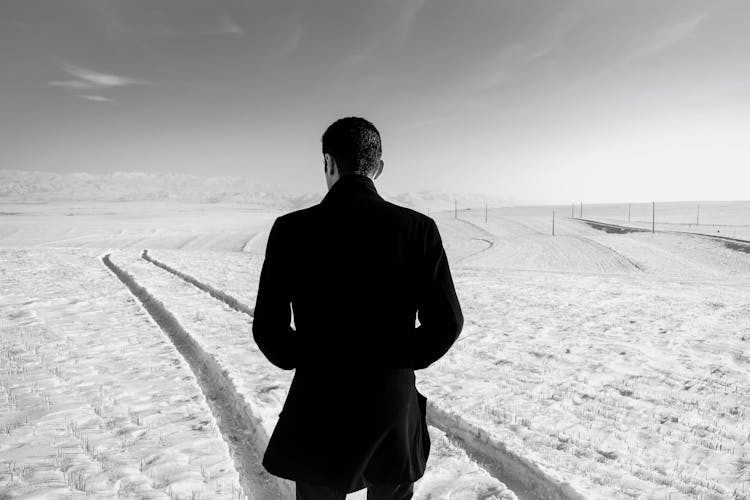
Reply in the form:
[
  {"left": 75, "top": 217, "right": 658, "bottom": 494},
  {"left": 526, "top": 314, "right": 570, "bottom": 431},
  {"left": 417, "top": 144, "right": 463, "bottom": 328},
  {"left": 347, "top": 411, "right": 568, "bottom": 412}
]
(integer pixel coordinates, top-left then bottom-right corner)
[
  {"left": 60, "top": 63, "right": 152, "bottom": 87},
  {"left": 49, "top": 62, "right": 156, "bottom": 101},
  {"left": 275, "top": 25, "right": 303, "bottom": 58},
  {"left": 78, "top": 95, "right": 114, "bottom": 102},
  {"left": 627, "top": 11, "right": 709, "bottom": 62},
  {"left": 217, "top": 16, "right": 244, "bottom": 37},
  {"left": 466, "top": 7, "right": 579, "bottom": 92},
  {"left": 344, "top": 0, "right": 429, "bottom": 65},
  {"left": 49, "top": 79, "right": 100, "bottom": 91}
]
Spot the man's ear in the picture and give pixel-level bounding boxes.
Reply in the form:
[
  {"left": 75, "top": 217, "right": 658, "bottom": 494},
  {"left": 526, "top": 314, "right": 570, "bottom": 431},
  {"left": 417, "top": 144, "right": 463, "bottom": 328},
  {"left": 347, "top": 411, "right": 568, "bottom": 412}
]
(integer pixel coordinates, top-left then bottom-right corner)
[
  {"left": 373, "top": 159, "right": 384, "bottom": 180},
  {"left": 330, "top": 157, "right": 338, "bottom": 177},
  {"left": 324, "top": 153, "right": 336, "bottom": 176}
]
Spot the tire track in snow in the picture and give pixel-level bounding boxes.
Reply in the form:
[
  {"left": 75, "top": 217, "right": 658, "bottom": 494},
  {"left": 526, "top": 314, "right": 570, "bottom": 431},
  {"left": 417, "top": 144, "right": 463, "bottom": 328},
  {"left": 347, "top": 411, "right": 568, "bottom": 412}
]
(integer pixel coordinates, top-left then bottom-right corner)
[
  {"left": 454, "top": 237, "right": 495, "bottom": 265},
  {"left": 458, "top": 216, "right": 644, "bottom": 273},
  {"left": 241, "top": 231, "right": 267, "bottom": 253},
  {"left": 141, "top": 249, "right": 254, "bottom": 317},
  {"left": 140, "top": 249, "right": 588, "bottom": 500},
  {"left": 570, "top": 235, "right": 646, "bottom": 272},
  {"left": 426, "top": 405, "right": 587, "bottom": 500},
  {"left": 451, "top": 217, "right": 497, "bottom": 265},
  {"left": 578, "top": 218, "right": 750, "bottom": 259},
  {"left": 102, "top": 253, "right": 285, "bottom": 500},
  {"left": 578, "top": 218, "right": 750, "bottom": 245}
]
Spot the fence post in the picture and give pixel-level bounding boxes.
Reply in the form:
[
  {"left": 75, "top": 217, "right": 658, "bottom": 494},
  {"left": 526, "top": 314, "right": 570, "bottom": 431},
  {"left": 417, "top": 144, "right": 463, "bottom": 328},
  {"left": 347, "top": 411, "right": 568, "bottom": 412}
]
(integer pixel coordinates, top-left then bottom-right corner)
[
  {"left": 580, "top": 201, "right": 583, "bottom": 219},
  {"left": 697, "top": 203, "right": 700, "bottom": 225},
  {"left": 485, "top": 203, "right": 488, "bottom": 224},
  {"left": 652, "top": 201, "right": 655, "bottom": 234},
  {"left": 454, "top": 200, "right": 457, "bottom": 219},
  {"left": 628, "top": 203, "right": 631, "bottom": 222},
  {"left": 571, "top": 203, "right": 574, "bottom": 219}
]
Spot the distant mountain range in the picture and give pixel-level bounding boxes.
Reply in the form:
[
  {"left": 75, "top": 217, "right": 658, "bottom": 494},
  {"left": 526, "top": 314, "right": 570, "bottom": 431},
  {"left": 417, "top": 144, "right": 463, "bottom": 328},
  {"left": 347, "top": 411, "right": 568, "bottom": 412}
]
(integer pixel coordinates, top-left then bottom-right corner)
[{"left": 0, "top": 169, "right": 512, "bottom": 212}]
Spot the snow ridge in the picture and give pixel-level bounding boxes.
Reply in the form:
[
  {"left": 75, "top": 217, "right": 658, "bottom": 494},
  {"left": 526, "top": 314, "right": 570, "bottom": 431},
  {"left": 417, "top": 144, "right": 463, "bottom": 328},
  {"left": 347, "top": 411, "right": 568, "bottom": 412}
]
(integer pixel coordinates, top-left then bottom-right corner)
[
  {"left": 426, "top": 405, "right": 587, "bottom": 500},
  {"left": 141, "top": 249, "right": 254, "bottom": 317},
  {"left": 101, "top": 253, "right": 287, "bottom": 499}
]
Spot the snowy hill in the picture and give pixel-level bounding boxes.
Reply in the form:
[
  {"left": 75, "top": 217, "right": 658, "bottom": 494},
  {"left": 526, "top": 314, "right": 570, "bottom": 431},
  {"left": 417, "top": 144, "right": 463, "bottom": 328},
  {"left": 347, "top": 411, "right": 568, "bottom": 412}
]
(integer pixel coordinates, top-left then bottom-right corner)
[{"left": 0, "top": 169, "right": 511, "bottom": 211}]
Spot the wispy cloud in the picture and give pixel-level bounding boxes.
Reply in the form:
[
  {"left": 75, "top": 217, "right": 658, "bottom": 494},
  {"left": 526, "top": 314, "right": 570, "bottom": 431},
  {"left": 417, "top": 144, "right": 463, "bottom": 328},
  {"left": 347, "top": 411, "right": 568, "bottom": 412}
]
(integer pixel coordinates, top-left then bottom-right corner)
[
  {"left": 49, "top": 79, "right": 99, "bottom": 91},
  {"left": 49, "top": 63, "right": 154, "bottom": 100},
  {"left": 217, "top": 16, "right": 244, "bottom": 37},
  {"left": 275, "top": 25, "right": 303, "bottom": 58},
  {"left": 344, "top": 0, "right": 429, "bottom": 65},
  {"left": 52, "top": 63, "right": 152, "bottom": 89},
  {"left": 627, "top": 11, "right": 709, "bottom": 62},
  {"left": 78, "top": 95, "right": 114, "bottom": 103},
  {"left": 150, "top": 15, "right": 245, "bottom": 38},
  {"left": 474, "top": 43, "right": 553, "bottom": 90},
  {"left": 469, "top": 8, "right": 579, "bottom": 92}
]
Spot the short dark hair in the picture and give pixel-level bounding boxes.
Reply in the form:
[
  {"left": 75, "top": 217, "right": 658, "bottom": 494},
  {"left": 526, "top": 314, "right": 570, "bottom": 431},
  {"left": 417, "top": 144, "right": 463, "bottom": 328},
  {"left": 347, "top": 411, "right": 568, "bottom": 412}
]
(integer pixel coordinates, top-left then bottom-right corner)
[{"left": 321, "top": 117, "right": 382, "bottom": 176}]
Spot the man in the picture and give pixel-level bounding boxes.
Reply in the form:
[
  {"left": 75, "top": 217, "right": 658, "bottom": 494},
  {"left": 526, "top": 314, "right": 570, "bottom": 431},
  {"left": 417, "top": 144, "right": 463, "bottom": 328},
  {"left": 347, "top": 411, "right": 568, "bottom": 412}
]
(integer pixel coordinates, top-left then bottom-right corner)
[{"left": 252, "top": 117, "right": 463, "bottom": 500}]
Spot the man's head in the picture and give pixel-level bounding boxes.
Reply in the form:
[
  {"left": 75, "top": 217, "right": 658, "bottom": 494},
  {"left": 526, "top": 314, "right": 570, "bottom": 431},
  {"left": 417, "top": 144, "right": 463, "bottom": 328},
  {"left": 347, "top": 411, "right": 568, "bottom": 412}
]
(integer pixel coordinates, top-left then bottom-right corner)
[{"left": 322, "top": 117, "right": 384, "bottom": 190}]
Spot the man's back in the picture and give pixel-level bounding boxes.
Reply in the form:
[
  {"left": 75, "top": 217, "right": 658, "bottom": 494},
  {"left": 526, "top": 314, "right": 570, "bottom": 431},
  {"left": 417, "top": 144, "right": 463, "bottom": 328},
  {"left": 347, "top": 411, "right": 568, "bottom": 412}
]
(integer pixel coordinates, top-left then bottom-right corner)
[
  {"left": 252, "top": 118, "right": 462, "bottom": 496},
  {"left": 256, "top": 175, "right": 461, "bottom": 369},
  {"left": 253, "top": 175, "right": 463, "bottom": 493}
]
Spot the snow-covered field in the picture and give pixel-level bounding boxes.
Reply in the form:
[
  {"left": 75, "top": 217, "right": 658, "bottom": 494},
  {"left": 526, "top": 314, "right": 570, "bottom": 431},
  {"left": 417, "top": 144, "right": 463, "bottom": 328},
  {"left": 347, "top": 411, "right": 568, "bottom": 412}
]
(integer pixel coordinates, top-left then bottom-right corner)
[
  {"left": 559, "top": 201, "right": 750, "bottom": 241},
  {"left": 0, "top": 248, "right": 244, "bottom": 499},
  {"left": 2, "top": 200, "right": 749, "bottom": 499}
]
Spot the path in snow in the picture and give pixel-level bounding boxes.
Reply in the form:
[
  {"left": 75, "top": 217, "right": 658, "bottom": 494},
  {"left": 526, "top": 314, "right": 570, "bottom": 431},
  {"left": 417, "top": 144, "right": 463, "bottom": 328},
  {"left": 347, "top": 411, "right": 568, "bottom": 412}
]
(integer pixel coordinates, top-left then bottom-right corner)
[
  {"left": 103, "top": 253, "right": 284, "bottom": 499},
  {"left": 142, "top": 249, "right": 255, "bottom": 317},
  {"left": 143, "top": 249, "right": 591, "bottom": 500},
  {"left": 111, "top": 249, "right": 517, "bottom": 499}
]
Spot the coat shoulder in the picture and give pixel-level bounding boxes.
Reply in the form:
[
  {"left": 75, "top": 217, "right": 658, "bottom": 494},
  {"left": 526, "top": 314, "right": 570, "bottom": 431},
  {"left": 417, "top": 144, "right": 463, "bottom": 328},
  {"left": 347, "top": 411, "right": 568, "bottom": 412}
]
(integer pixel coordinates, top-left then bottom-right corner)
[
  {"left": 272, "top": 205, "right": 319, "bottom": 229},
  {"left": 275, "top": 200, "right": 436, "bottom": 232},
  {"left": 380, "top": 199, "right": 429, "bottom": 219},
  {"left": 379, "top": 199, "right": 436, "bottom": 231}
]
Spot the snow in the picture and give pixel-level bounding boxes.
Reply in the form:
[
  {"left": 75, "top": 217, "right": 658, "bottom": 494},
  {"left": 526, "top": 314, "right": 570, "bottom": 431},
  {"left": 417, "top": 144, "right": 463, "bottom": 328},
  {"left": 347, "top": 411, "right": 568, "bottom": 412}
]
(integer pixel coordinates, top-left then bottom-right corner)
[
  {"left": 105, "top": 249, "right": 515, "bottom": 500},
  {"left": 0, "top": 170, "right": 314, "bottom": 209},
  {"left": 0, "top": 201, "right": 276, "bottom": 252},
  {"left": 0, "top": 248, "right": 242, "bottom": 499},
  {"left": 564, "top": 200, "right": 750, "bottom": 240},
  {"left": 1, "top": 198, "right": 749, "bottom": 499}
]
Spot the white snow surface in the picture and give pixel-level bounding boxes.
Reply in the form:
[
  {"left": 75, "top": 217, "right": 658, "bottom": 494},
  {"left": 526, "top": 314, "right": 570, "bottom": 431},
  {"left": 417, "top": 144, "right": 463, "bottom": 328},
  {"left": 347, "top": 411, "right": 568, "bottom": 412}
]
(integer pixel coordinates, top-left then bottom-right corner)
[
  {"left": 1, "top": 199, "right": 750, "bottom": 499},
  {"left": 0, "top": 248, "right": 243, "bottom": 499},
  {"left": 567, "top": 200, "right": 750, "bottom": 240}
]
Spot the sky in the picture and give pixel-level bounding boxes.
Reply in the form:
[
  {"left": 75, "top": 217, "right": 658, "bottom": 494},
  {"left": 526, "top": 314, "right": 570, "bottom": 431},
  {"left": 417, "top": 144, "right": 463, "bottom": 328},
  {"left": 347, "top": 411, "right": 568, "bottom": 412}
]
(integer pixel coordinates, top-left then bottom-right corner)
[{"left": 1, "top": 0, "right": 749, "bottom": 204}]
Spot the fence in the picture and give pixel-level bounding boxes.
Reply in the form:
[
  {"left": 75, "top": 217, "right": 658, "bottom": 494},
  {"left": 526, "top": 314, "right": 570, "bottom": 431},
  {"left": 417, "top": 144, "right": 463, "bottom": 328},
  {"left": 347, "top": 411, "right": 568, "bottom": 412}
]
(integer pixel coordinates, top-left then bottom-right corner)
[{"left": 421, "top": 200, "right": 750, "bottom": 240}]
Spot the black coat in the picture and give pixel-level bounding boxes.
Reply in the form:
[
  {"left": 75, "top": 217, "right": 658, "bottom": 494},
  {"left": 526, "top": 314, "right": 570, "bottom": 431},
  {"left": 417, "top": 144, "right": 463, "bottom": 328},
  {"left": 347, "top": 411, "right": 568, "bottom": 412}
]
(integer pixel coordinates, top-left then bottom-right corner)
[{"left": 252, "top": 174, "right": 463, "bottom": 492}]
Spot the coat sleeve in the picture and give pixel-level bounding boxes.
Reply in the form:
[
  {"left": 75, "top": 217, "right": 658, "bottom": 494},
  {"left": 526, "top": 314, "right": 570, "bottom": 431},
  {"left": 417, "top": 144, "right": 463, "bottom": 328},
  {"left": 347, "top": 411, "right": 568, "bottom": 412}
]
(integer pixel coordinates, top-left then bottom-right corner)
[
  {"left": 412, "top": 218, "right": 464, "bottom": 370},
  {"left": 252, "top": 217, "right": 297, "bottom": 370}
]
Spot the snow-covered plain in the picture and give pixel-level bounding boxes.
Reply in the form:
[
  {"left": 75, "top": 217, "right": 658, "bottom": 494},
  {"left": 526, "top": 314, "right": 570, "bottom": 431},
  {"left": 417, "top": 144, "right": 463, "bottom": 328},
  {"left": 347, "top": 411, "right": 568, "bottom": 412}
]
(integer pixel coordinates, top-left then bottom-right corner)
[
  {"left": 566, "top": 201, "right": 750, "bottom": 241},
  {"left": 1, "top": 199, "right": 749, "bottom": 499},
  {"left": 0, "top": 248, "right": 244, "bottom": 499}
]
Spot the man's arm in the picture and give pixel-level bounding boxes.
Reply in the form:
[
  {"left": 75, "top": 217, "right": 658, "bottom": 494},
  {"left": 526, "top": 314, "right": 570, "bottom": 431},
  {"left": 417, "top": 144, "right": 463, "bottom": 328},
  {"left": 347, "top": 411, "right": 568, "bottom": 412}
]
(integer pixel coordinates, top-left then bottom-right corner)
[
  {"left": 252, "top": 217, "right": 297, "bottom": 370},
  {"left": 412, "top": 218, "right": 464, "bottom": 370}
]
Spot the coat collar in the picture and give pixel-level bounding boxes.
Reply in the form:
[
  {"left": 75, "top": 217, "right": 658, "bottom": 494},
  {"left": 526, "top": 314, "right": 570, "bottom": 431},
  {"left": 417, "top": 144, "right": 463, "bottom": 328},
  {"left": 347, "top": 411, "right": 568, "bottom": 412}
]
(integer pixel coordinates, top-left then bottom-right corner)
[{"left": 320, "top": 174, "right": 382, "bottom": 206}]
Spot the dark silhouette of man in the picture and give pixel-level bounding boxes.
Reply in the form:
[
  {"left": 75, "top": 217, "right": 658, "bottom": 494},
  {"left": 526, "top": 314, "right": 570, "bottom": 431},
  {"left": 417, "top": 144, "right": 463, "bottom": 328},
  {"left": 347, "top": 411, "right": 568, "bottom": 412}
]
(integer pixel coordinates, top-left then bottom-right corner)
[{"left": 252, "top": 117, "right": 463, "bottom": 500}]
